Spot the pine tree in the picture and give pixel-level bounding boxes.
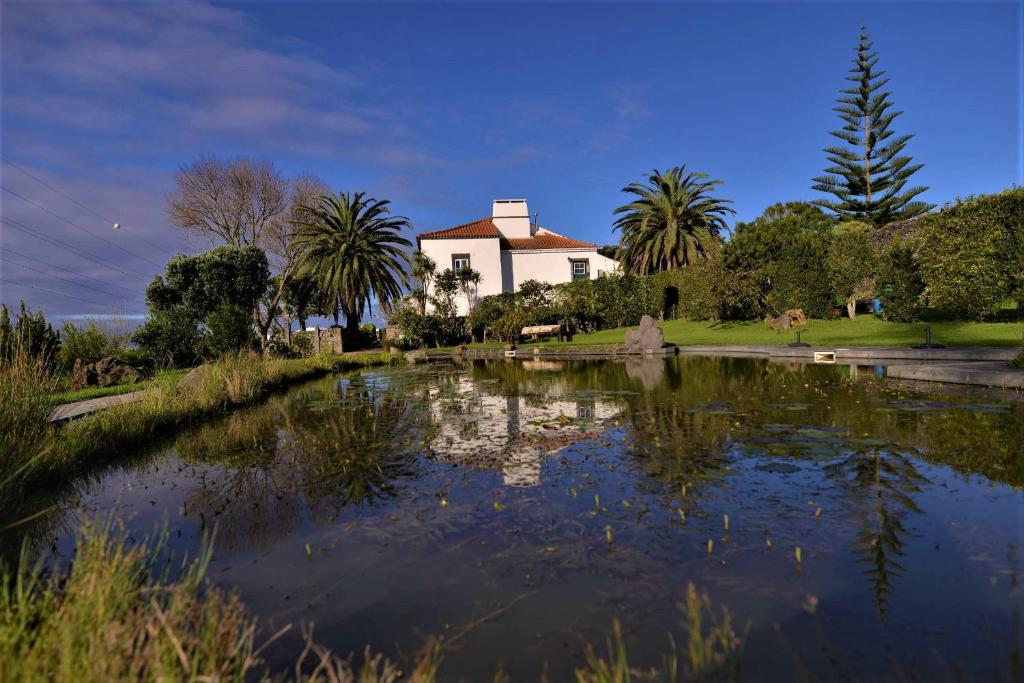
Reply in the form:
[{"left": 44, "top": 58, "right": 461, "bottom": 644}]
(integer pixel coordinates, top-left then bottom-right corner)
[{"left": 812, "top": 29, "right": 932, "bottom": 225}]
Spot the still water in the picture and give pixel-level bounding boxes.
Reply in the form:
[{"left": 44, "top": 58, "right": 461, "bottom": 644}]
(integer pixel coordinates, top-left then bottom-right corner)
[{"left": 39, "top": 357, "right": 1024, "bottom": 679}]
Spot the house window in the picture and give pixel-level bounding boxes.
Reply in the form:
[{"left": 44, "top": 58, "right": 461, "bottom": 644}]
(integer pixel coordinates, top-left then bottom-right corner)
[
  {"left": 452, "top": 254, "right": 471, "bottom": 271},
  {"left": 571, "top": 259, "right": 589, "bottom": 281}
]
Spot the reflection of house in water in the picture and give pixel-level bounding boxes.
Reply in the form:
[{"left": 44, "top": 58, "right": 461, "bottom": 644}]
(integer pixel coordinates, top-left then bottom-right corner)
[{"left": 426, "top": 373, "right": 619, "bottom": 487}]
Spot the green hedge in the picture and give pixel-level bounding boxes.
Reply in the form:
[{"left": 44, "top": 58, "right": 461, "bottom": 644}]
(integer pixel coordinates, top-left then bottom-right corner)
[{"left": 917, "top": 188, "right": 1024, "bottom": 320}]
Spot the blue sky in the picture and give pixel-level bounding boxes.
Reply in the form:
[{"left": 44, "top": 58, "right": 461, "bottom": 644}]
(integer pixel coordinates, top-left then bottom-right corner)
[{"left": 0, "top": 1, "right": 1020, "bottom": 319}]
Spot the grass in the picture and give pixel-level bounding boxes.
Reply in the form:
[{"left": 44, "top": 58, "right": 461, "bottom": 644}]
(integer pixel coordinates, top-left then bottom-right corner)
[
  {"left": 460, "top": 315, "right": 1024, "bottom": 350},
  {"left": 49, "top": 368, "right": 190, "bottom": 405},
  {"left": 0, "top": 521, "right": 442, "bottom": 682},
  {"left": 0, "top": 350, "right": 401, "bottom": 507}
]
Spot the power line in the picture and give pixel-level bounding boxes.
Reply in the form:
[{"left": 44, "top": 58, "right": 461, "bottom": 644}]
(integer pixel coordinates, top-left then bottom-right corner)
[
  {"left": 2, "top": 216, "right": 150, "bottom": 279},
  {"left": 2, "top": 159, "right": 170, "bottom": 254},
  {"left": 0, "top": 276, "right": 122, "bottom": 309},
  {"left": 1, "top": 184, "right": 163, "bottom": 268},
  {"left": 1, "top": 245, "right": 142, "bottom": 299},
  {"left": 0, "top": 254, "right": 144, "bottom": 304}
]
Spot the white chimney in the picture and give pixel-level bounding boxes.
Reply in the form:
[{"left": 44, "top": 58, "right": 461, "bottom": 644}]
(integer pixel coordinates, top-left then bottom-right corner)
[{"left": 491, "top": 199, "right": 532, "bottom": 238}]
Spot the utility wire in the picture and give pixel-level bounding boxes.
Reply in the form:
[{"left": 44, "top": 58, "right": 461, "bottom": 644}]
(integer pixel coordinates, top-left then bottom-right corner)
[
  {"left": 0, "top": 254, "right": 144, "bottom": 304},
  {"left": 1, "top": 184, "right": 163, "bottom": 269},
  {"left": 2, "top": 159, "right": 170, "bottom": 254},
  {"left": 0, "top": 276, "right": 121, "bottom": 309},
  {"left": 1, "top": 216, "right": 149, "bottom": 279},
  {"left": 1, "top": 245, "right": 143, "bottom": 299}
]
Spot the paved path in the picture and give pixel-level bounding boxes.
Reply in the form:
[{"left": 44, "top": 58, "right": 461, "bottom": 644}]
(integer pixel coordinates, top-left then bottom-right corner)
[
  {"left": 887, "top": 361, "right": 1024, "bottom": 389},
  {"left": 48, "top": 390, "right": 146, "bottom": 422}
]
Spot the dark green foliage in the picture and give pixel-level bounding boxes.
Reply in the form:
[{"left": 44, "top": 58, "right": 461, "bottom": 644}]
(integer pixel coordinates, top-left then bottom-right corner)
[
  {"left": 205, "top": 303, "right": 257, "bottom": 356},
  {"left": 133, "top": 246, "right": 269, "bottom": 364},
  {"left": 876, "top": 241, "right": 925, "bottom": 322},
  {"left": 430, "top": 268, "right": 464, "bottom": 345},
  {"left": 57, "top": 321, "right": 128, "bottom": 371},
  {"left": 826, "top": 222, "right": 877, "bottom": 318},
  {"left": 131, "top": 307, "right": 207, "bottom": 367},
  {"left": 725, "top": 203, "right": 835, "bottom": 318},
  {"left": 916, "top": 188, "right": 1024, "bottom": 320},
  {"left": 0, "top": 301, "right": 60, "bottom": 365},
  {"left": 614, "top": 166, "right": 733, "bottom": 273},
  {"left": 812, "top": 29, "right": 932, "bottom": 225},
  {"left": 597, "top": 244, "right": 619, "bottom": 260},
  {"left": 467, "top": 291, "right": 518, "bottom": 342},
  {"left": 654, "top": 259, "right": 762, "bottom": 322}
]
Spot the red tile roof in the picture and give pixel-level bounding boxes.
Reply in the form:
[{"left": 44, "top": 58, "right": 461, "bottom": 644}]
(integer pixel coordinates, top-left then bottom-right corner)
[
  {"left": 419, "top": 218, "right": 500, "bottom": 240},
  {"left": 419, "top": 220, "right": 596, "bottom": 251},
  {"left": 502, "top": 233, "right": 596, "bottom": 250}
]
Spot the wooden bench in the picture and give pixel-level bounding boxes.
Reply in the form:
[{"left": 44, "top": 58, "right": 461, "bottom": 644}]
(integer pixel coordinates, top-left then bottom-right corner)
[{"left": 521, "top": 324, "right": 566, "bottom": 342}]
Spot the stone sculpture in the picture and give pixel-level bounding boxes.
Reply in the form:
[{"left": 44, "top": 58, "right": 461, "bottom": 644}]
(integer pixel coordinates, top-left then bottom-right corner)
[{"left": 624, "top": 315, "right": 665, "bottom": 352}]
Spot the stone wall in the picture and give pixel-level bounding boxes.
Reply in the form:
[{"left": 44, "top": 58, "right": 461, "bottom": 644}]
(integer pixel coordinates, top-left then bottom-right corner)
[{"left": 309, "top": 326, "right": 343, "bottom": 355}]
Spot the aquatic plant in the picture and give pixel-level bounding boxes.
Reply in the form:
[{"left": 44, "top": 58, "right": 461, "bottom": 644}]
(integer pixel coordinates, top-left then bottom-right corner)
[{"left": 575, "top": 582, "right": 745, "bottom": 682}]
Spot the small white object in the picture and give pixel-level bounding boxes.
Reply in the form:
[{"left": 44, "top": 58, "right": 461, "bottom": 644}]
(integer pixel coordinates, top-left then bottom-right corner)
[
  {"left": 113, "top": 222, "right": 121, "bottom": 230},
  {"left": 814, "top": 351, "right": 836, "bottom": 364}
]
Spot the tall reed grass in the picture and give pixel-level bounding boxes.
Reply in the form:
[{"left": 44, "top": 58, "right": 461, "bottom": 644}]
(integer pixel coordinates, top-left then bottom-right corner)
[
  {"left": 0, "top": 521, "right": 441, "bottom": 682},
  {"left": 0, "top": 351, "right": 400, "bottom": 508},
  {"left": 0, "top": 349, "right": 57, "bottom": 488}
]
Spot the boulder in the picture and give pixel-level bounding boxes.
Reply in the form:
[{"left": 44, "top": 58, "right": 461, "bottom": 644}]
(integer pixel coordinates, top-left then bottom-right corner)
[
  {"left": 70, "top": 356, "right": 144, "bottom": 390},
  {"left": 624, "top": 315, "right": 665, "bottom": 353}
]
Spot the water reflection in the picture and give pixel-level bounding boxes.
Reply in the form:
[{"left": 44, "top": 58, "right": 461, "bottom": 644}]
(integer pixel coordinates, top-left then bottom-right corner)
[{"left": 3, "top": 356, "right": 1021, "bottom": 680}]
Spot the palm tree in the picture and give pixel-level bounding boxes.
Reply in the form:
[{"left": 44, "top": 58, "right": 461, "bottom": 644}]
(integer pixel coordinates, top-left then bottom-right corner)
[
  {"left": 613, "top": 167, "right": 734, "bottom": 274},
  {"left": 293, "top": 192, "right": 411, "bottom": 346}
]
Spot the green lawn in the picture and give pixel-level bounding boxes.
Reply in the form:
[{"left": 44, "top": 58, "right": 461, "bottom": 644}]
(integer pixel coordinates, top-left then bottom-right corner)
[
  {"left": 465, "top": 315, "right": 1023, "bottom": 350},
  {"left": 50, "top": 368, "right": 190, "bottom": 405}
]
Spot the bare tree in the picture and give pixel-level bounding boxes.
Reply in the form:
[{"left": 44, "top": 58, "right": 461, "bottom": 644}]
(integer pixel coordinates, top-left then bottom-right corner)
[
  {"left": 168, "top": 155, "right": 289, "bottom": 247},
  {"left": 167, "top": 155, "right": 328, "bottom": 351},
  {"left": 257, "top": 173, "right": 329, "bottom": 344}
]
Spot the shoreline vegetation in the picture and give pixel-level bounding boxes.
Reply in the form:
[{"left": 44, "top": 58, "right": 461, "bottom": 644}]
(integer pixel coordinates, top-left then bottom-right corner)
[
  {"left": 1, "top": 350, "right": 400, "bottom": 512},
  {"left": 0, "top": 521, "right": 743, "bottom": 683}
]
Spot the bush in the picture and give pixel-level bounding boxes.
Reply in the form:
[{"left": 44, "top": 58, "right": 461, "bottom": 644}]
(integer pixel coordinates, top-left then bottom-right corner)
[
  {"left": 917, "top": 188, "right": 1024, "bottom": 320},
  {"left": 660, "top": 259, "right": 762, "bottom": 322},
  {"left": 360, "top": 323, "right": 379, "bottom": 347},
  {"left": 205, "top": 303, "right": 256, "bottom": 357},
  {"left": 132, "top": 307, "right": 205, "bottom": 368},
  {"left": 877, "top": 241, "right": 926, "bottom": 322},
  {"left": 0, "top": 302, "right": 60, "bottom": 366},
  {"left": 58, "top": 321, "right": 127, "bottom": 372}
]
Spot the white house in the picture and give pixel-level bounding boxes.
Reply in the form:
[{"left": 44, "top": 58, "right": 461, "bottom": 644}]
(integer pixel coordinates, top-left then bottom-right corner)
[{"left": 417, "top": 199, "right": 619, "bottom": 315}]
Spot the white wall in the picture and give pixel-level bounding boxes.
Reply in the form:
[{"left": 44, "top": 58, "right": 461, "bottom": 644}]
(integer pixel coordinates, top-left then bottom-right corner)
[
  {"left": 507, "top": 249, "right": 620, "bottom": 291},
  {"left": 419, "top": 237, "right": 502, "bottom": 315}
]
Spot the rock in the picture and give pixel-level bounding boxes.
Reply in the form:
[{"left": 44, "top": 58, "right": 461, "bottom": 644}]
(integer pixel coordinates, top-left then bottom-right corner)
[
  {"left": 70, "top": 356, "right": 144, "bottom": 390},
  {"left": 767, "top": 308, "right": 807, "bottom": 332},
  {"left": 624, "top": 315, "right": 664, "bottom": 352},
  {"left": 405, "top": 349, "right": 428, "bottom": 363}
]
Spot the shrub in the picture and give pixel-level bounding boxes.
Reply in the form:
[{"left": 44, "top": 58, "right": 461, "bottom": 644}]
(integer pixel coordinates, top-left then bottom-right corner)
[
  {"left": 826, "top": 222, "right": 876, "bottom": 318},
  {"left": 917, "top": 188, "right": 1024, "bottom": 320},
  {"left": 664, "top": 259, "right": 762, "bottom": 322},
  {"left": 725, "top": 202, "right": 835, "bottom": 318},
  {"left": 289, "top": 331, "right": 314, "bottom": 358},
  {"left": 58, "top": 320, "right": 127, "bottom": 371},
  {"left": 0, "top": 302, "right": 60, "bottom": 365},
  {"left": 876, "top": 241, "right": 925, "bottom": 322},
  {"left": 132, "top": 307, "right": 206, "bottom": 368},
  {"left": 205, "top": 303, "right": 257, "bottom": 357}
]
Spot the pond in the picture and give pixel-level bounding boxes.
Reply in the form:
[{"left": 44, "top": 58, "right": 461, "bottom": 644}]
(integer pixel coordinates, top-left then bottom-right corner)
[{"left": 18, "top": 357, "right": 1024, "bottom": 680}]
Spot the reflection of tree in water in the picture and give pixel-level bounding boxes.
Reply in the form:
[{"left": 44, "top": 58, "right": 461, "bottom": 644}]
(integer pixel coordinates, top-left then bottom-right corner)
[
  {"left": 826, "top": 448, "right": 928, "bottom": 619},
  {"left": 174, "top": 381, "right": 426, "bottom": 550}
]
